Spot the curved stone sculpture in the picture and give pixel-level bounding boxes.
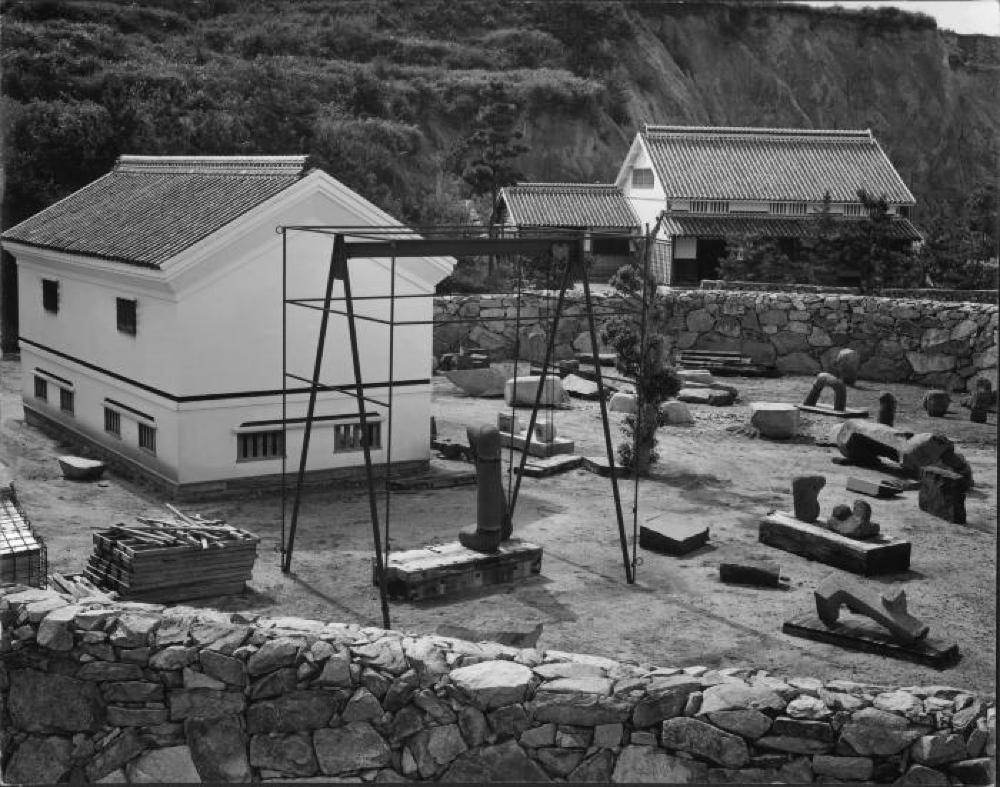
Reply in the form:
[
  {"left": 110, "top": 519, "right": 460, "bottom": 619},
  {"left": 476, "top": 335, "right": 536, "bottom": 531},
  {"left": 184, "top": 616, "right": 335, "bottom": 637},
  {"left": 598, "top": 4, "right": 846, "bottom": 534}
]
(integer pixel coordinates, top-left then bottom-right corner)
[
  {"left": 877, "top": 392, "right": 897, "bottom": 427},
  {"left": 825, "top": 500, "right": 879, "bottom": 539},
  {"left": 815, "top": 574, "right": 929, "bottom": 645},
  {"left": 834, "top": 348, "right": 861, "bottom": 386},
  {"left": 459, "top": 425, "right": 511, "bottom": 553},
  {"left": 803, "top": 372, "right": 847, "bottom": 412},
  {"left": 922, "top": 390, "right": 950, "bottom": 418},
  {"left": 792, "top": 475, "right": 826, "bottom": 523}
]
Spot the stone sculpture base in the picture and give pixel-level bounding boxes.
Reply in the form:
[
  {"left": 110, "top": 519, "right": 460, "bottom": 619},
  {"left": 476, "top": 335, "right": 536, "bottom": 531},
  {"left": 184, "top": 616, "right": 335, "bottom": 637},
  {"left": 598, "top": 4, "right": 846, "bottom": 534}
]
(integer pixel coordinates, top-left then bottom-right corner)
[
  {"left": 759, "top": 511, "right": 910, "bottom": 576},
  {"left": 782, "top": 613, "right": 959, "bottom": 669},
  {"left": 796, "top": 404, "right": 870, "bottom": 419},
  {"left": 719, "top": 560, "right": 788, "bottom": 589},
  {"left": 377, "top": 539, "right": 543, "bottom": 601},
  {"left": 639, "top": 521, "right": 710, "bottom": 556},
  {"left": 846, "top": 477, "right": 904, "bottom": 498},
  {"left": 514, "top": 455, "right": 583, "bottom": 478},
  {"left": 499, "top": 430, "right": 575, "bottom": 458}
]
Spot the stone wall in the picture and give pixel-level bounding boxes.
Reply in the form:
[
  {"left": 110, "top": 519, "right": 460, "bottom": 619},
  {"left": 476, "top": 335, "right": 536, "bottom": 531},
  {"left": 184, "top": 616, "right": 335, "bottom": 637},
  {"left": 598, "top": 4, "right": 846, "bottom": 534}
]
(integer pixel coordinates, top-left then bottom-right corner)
[
  {"left": 434, "top": 290, "right": 999, "bottom": 392},
  {"left": 1, "top": 587, "right": 995, "bottom": 784},
  {"left": 701, "top": 281, "right": 1000, "bottom": 305}
]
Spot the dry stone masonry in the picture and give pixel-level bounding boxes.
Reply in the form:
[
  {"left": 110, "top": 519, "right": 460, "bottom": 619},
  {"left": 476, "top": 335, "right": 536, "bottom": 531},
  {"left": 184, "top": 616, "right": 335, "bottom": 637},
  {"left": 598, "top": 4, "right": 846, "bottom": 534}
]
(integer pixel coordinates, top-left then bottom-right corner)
[
  {"left": 1, "top": 586, "right": 995, "bottom": 784},
  {"left": 434, "top": 289, "right": 998, "bottom": 393}
]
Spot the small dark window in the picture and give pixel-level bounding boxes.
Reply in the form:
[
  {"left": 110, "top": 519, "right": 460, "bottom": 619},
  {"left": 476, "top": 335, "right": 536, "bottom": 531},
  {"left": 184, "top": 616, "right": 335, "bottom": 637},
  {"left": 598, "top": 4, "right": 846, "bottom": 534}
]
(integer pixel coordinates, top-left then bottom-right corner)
[
  {"left": 334, "top": 421, "right": 381, "bottom": 452},
  {"left": 104, "top": 408, "right": 121, "bottom": 438},
  {"left": 592, "top": 237, "right": 631, "bottom": 255},
  {"left": 42, "top": 280, "right": 59, "bottom": 313},
  {"left": 237, "top": 430, "right": 284, "bottom": 461},
  {"left": 117, "top": 298, "right": 137, "bottom": 336},
  {"left": 138, "top": 422, "right": 156, "bottom": 454},
  {"left": 34, "top": 376, "right": 48, "bottom": 401},
  {"left": 898, "top": 205, "right": 911, "bottom": 218},
  {"left": 60, "top": 388, "right": 74, "bottom": 415}
]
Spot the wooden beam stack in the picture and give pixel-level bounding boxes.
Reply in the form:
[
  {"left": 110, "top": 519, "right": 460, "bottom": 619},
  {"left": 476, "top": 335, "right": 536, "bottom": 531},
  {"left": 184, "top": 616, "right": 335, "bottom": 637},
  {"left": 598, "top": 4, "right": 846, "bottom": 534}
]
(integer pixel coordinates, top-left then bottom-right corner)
[{"left": 84, "top": 505, "right": 259, "bottom": 602}]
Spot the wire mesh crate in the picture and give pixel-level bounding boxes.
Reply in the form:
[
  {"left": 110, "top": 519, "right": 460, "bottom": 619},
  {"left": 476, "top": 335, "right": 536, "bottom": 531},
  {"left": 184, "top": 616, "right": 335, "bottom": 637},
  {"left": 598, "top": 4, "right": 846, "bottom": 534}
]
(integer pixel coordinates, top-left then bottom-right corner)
[{"left": 0, "top": 484, "right": 47, "bottom": 588}]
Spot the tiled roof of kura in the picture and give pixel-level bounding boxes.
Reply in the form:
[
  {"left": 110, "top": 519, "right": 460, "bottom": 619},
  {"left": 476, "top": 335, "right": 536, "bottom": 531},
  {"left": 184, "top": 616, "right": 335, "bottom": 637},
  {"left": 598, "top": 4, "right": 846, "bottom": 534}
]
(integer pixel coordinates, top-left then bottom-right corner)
[
  {"left": 500, "top": 183, "right": 640, "bottom": 228},
  {"left": 1, "top": 156, "right": 309, "bottom": 267},
  {"left": 640, "top": 126, "right": 916, "bottom": 204}
]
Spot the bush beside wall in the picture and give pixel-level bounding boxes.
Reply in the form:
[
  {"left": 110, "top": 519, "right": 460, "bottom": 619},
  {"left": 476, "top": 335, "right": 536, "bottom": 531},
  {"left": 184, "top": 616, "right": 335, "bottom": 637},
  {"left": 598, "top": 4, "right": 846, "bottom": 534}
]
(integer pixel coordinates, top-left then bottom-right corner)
[
  {"left": 0, "top": 587, "right": 995, "bottom": 784},
  {"left": 434, "top": 290, "right": 999, "bottom": 392}
]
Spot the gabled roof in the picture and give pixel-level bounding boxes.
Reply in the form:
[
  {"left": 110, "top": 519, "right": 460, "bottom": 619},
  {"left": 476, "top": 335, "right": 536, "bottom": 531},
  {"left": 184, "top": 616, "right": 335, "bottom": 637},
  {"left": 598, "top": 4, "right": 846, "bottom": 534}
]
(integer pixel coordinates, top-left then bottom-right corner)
[
  {"left": 640, "top": 126, "right": 915, "bottom": 204},
  {"left": 662, "top": 214, "right": 923, "bottom": 242},
  {"left": 2, "top": 156, "right": 309, "bottom": 267},
  {"left": 499, "top": 183, "right": 639, "bottom": 228}
]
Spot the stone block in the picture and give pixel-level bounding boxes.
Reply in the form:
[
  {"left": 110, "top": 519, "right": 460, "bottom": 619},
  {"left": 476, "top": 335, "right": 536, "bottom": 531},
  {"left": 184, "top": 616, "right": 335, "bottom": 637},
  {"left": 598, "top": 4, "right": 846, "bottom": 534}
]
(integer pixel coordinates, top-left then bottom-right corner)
[
  {"left": 504, "top": 376, "right": 567, "bottom": 407},
  {"left": 126, "top": 746, "right": 201, "bottom": 783},
  {"left": 919, "top": 466, "right": 967, "bottom": 524},
  {"left": 639, "top": 521, "right": 709, "bottom": 556},
  {"left": 9, "top": 669, "right": 104, "bottom": 732},
  {"left": 659, "top": 400, "right": 694, "bottom": 425},
  {"left": 749, "top": 402, "right": 799, "bottom": 439},
  {"left": 449, "top": 660, "right": 532, "bottom": 710},
  {"left": 186, "top": 715, "right": 252, "bottom": 782},
  {"left": 660, "top": 717, "right": 750, "bottom": 768},
  {"left": 314, "top": 722, "right": 392, "bottom": 775},
  {"left": 611, "top": 745, "right": 709, "bottom": 783},
  {"left": 609, "top": 392, "right": 637, "bottom": 414},
  {"left": 249, "top": 732, "right": 317, "bottom": 776},
  {"left": 4, "top": 735, "right": 74, "bottom": 784}
]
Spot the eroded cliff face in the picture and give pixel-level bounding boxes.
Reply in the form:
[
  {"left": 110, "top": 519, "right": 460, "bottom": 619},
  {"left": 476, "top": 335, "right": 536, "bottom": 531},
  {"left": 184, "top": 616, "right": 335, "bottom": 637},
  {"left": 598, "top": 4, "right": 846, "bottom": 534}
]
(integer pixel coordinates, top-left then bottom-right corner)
[{"left": 498, "top": 6, "right": 998, "bottom": 223}]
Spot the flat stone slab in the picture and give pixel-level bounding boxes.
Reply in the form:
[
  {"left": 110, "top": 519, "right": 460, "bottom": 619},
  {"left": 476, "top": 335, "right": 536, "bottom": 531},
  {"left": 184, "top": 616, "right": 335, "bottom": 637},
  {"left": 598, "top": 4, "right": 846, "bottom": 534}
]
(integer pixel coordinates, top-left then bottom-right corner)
[
  {"left": 582, "top": 455, "right": 627, "bottom": 477},
  {"left": 514, "top": 455, "right": 583, "bottom": 478},
  {"left": 380, "top": 539, "right": 543, "bottom": 601},
  {"left": 504, "top": 376, "right": 568, "bottom": 407},
  {"left": 561, "top": 374, "right": 601, "bottom": 400},
  {"left": 796, "top": 404, "right": 870, "bottom": 419},
  {"left": 846, "top": 476, "right": 904, "bottom": 499},
  {"left": 442, "top": 368, "right": 508, "bottom": 397},
  {"left": 759, "top": 511, "right": 910, "bottom": 576},
  {"left": 499, "top": 431, "right": 574, "bottom": 458},
  {"left": 639, "top": 520, "right": 709, "bottom": 556},
  {"left": 749, "top": 402, "right": 799, "bottom": 439},
  {"left": 783, "top": 613, "right": 960, "bottom": 670},
  {"left": 575, "top": 352, "right": 617, "bottom": 367},
  {"left": 678, "top": 387, "right": 736, "bottom": 406},
  {"left": 719, "top": 560, "right": 787, "bottom": 589},
  {"left": 57, "top": 456, "right": 106, "bottom": 481}
]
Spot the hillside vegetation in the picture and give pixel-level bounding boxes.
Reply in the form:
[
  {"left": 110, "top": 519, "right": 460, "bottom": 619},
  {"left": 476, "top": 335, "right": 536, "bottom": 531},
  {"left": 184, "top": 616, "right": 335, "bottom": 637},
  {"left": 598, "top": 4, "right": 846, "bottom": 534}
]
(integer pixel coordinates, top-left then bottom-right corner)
[{"left": 2, "top": 0, "right": 998, "bottom": 239}]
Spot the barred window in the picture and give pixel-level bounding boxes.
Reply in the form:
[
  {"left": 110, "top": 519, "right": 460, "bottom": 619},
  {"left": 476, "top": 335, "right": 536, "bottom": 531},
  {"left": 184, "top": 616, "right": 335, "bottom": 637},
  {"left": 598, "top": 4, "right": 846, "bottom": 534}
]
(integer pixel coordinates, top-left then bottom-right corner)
[
  {"left": 842, "top": 203, "right": 864, "bottom": 217},
  {"left": 334, "top": 421, "right": 381, "bottom": 452},
  {"left": 104, "top": 408, "right": 121, "bottom": 438},
  {"left": 237, "top": 430, "right": 284, "bottom": 461},
  {"left": 691, "top": 200, "right": 729, "bottom": 214},
  {"left": 42, "top": 279, "right": 59, "bottom": 313},
  {"left": 34, "top": 376, "right": 47, "bottom": 401},
  {"left": 631, "top": 168, "right": 654, "bottom": 189},
  {"left": 59, "top": 388, "right": 75, "bottom": 415},
  {"left": 138, "top": 422, "right": 156, "bottom": 455}
]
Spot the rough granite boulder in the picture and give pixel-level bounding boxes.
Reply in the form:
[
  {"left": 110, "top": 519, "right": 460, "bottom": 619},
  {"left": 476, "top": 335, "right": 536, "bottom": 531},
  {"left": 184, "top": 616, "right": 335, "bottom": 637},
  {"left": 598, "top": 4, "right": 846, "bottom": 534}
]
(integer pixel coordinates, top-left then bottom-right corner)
[
  {"left": 448, "top": 660, "right": 533, "bottom": 710},
  {"left": 9, "top": 670, "right": 105, "bottom": 732},
  {"left": 313, "top": 722, "right": 392, "bottom": 775},
  {"left": 611, "top": 745, "right": 709, "bottom": 783},
  {"left": 661, "top": 717, "right": 751, "bottom": 768}
]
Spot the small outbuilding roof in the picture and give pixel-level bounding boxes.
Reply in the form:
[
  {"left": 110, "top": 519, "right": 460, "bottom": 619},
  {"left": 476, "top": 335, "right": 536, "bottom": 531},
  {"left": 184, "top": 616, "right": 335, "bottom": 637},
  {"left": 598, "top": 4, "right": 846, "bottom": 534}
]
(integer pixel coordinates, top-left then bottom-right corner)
[
  {"left": 499, "top": 183, "right": 639, "bottom": 229},
  {"left": 640, "top": 126, "right": 916, "bottom": 205},
  {"left": 1, "top": 155, "right": 309, "bottom": 267},
  {"left": 662, "top": 214, "right": 923, "bottom": 242}
]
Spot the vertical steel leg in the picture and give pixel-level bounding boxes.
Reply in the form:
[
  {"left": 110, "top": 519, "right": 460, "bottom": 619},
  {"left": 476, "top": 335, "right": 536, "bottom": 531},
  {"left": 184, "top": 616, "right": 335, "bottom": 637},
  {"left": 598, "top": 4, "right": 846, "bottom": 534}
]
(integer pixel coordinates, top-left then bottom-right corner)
[
  {"left": 341, "top": 249, "right": 392, "bottom": 631},
  {"left": 581, "top": 275, "right": 635, "bottom": 584},
  {"left": 282, "top": 236, "right": 341, "bottom": 573}
]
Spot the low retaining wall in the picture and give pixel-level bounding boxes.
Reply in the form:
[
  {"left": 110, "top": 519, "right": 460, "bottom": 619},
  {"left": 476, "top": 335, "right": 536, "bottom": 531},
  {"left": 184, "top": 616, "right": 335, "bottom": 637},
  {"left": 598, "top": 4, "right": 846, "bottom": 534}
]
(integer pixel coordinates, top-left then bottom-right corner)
[
  {"left": 701, "top": 281, "right": 999, "bottom": 305},
  {"left": 434, "top": 290, "right": 999, "bottom": 392},
  {"left": 1, "top": 587, "right": 995, "bottom": 784}
]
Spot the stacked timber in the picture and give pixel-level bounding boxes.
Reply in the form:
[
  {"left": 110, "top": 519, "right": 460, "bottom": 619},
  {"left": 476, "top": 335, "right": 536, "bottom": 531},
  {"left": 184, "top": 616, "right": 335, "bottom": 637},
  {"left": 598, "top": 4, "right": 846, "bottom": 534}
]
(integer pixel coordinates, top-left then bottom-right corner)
[{"left": 85, "top": 506, "right": 258, "bottom": 602}]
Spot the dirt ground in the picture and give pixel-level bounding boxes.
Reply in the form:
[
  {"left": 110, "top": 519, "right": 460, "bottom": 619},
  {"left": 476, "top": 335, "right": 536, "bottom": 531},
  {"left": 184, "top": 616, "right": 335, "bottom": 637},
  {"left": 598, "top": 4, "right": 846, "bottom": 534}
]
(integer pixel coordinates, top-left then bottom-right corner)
[{"left": 1, "top": 356, "right": 995, "bottom": 698}]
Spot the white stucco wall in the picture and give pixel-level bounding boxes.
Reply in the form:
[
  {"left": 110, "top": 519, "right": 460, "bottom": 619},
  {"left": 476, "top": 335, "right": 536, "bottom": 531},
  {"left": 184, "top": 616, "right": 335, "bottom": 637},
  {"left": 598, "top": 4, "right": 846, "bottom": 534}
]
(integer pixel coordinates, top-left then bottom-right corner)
[{"left": 7, "top": 172, "right": 452, "bottom": 490}]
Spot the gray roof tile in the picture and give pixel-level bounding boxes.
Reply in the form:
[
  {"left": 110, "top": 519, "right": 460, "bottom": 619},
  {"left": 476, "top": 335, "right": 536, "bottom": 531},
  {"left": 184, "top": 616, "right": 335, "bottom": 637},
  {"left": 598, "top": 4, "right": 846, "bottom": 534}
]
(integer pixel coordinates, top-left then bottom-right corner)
[{"left": 500, "top": 183, "right": 639, "bottom": 228}]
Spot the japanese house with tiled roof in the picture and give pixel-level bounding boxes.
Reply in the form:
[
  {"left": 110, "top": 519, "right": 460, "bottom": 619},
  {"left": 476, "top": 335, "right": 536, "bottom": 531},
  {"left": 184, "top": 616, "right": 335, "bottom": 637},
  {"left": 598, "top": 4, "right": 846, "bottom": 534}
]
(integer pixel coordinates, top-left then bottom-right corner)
[
  {"left": 496, "top": 183, "right": 641, "bottom": 281},
  {"left": 1, "top": 156, "right": 454, "bottom": 497},
  {"left": 617, "top": 125, "right": 921, "bottom": 286}
]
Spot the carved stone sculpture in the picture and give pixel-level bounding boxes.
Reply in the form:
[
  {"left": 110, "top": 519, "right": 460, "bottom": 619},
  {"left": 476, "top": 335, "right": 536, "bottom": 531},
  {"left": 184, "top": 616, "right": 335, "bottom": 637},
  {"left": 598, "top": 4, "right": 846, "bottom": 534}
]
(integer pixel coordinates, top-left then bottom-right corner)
[
  {"left": 919, "top": 465, "right": 967, "bottom": 524},
  {"left": 792, "top": 475, "right": 826, "bottom": 523},
  {"left": 836, "top": 420, "right": 902, "bottom": 466},
  {"left": 922, "top": 390, "right": 950, "bottom": 418},
  {"left": 969, "top": 379, "right": 993, "bottom": 424},
  {"left": 825, "top": 500, "right": 880, "bottom": 539},
  {"left": 803, "top": 372, "right": 847, "bottom": 411},
  {"left": 900, "top": 432, "right": 973, "bottom": 491},
  {"left": 458, "top": 424, "right": 511, "bottom": 553},
  {"left": 835, "top": 348, "right": 861, "bottom": 386},
  {"left": 814, "top": 574, "right": 929, "bottom": 645},
  {"left": 877, "top": 392, "right": 897, "bottom": 427}
]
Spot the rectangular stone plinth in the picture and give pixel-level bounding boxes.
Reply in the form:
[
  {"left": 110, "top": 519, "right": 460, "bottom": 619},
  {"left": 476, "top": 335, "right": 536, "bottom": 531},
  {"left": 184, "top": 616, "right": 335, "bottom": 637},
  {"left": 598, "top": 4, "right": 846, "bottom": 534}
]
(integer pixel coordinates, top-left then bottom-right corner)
[
  {"left": 796, "top": 404, "right": 869, "bottom": 419},
  {"left": 846, "top": 476, "right": 904, "bottom": 498},
  {"left": 783, "top": 613, "right": 959, "bottom": 669},
  {"left": 918, "top": 466, "right": 967, "bottom": 524},
  {"left": 639, "top": 521, "right": 709, "bottom": 556},
  {"left": 499, "top": 430, "right": 575, "bottom": 458},
  {"left": 759, "top": 511, "right": 910, "bottom": 576},
  {"left": 378, "top": 539, "right": 543, "bottom": 601}
]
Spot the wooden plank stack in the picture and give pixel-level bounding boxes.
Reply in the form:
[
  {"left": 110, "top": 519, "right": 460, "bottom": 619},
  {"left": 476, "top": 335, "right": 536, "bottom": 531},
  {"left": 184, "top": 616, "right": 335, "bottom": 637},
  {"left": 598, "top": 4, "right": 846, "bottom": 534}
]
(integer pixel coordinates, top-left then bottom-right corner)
[
  {"left": 85, "top": 505, "right": 258, "bottom": 603},
  {"left": 0, "top": 484, "right": 47, "bottom": 588},
  {"left": 678, "top": 349, "right": 779, "bottom": 377}
]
